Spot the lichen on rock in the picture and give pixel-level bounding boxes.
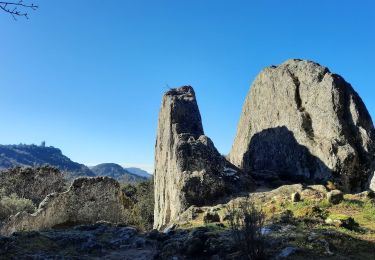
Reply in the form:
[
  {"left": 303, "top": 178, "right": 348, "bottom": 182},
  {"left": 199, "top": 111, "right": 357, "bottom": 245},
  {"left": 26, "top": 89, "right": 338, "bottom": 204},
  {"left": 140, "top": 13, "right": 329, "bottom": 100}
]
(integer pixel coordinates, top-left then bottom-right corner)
[
  {"left": 229, "top": 59, "right": 375, "bottom": 192},
  {"left": 154, "top": 86, "right": 253, "bottom": 229},
  {"left": 0, "top": 177, "right": 126, "bottom": 236}
]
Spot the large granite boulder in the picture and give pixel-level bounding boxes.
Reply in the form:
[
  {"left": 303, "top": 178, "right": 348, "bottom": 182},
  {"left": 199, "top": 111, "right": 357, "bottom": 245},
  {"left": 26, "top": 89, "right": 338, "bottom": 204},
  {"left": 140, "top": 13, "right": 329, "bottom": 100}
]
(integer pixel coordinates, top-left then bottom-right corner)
[
  {"left": 154, "top": 86, "right": 253, "bottom": 229},
  {"left": 229, "top": 59, "right": 375, "bottom": 192},
  {"left": 1, "top": 177, "right": 126, "bottom": 236}
]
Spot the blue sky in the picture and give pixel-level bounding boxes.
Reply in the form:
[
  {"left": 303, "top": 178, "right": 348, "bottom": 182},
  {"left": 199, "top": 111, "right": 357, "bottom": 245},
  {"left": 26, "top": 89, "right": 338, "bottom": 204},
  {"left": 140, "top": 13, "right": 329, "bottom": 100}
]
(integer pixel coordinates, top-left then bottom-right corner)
[{"left": 1, "top": 1, "right": 374, "bottom": 173}]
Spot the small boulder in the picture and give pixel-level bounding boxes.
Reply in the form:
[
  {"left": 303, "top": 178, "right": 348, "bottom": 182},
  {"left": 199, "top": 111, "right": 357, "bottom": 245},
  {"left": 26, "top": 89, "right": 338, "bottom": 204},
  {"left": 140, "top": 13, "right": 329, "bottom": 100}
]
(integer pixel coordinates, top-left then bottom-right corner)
[
  {"left": 356, "top": 190, "right": 375, "bottom": 200},
  {"left": 291, "top": 192, "right": 301, "bottom": 202},
  {"left": 325, "top": 215, "right": 359, "bottom": 230},
  {"left": 203, "top": 212, "right": 221, "bottom": 224},
  {"left": 327, "top": 190, "right": 344, "bottom": 204},
  {"left": 221, "top": 212, "right": 232, "bottom": 222},
  {"left": 309, "top": 185, "right": 328, "bottom": 194},
  {"left": 307, "top": 232, "right": 319, "bottom": 242},
  {"left": 278, "top": 247, "right": 299, "bottom": 258}
]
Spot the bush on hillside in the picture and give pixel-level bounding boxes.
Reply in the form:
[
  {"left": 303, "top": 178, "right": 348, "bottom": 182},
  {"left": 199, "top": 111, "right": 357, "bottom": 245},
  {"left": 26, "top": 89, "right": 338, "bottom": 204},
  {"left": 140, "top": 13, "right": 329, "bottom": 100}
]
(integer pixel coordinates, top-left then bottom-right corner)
[
  {"left": 0, "top": 166, "right": 67, "bottom": 205},
  {"left": 121, "top": 178, "right": 154, "bottom": 231},
  {"left": 0, "top": 190, "right": 36, "bottom": 222}
]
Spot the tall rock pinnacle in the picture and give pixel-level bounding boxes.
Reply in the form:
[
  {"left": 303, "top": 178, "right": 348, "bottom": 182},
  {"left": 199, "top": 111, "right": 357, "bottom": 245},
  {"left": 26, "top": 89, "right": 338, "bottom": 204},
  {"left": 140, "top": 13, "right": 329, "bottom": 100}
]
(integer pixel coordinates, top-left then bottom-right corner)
[{"left": 154, "top": 86, "right": 253, "bottom": 229}]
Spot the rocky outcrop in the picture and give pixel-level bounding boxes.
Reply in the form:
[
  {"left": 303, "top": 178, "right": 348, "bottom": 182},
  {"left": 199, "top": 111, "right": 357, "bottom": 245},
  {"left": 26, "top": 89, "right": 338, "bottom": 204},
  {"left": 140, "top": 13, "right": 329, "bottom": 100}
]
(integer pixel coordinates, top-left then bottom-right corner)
[
  {"left": 154, "top": 86, "right": 253, "bottom": 229},
  {"left": 370, "top": 173, "right": 375, "bottom": 191},
  {"left": 1, "top": 177, "right": 126, "bottom": 236},
  {"left": 229, "top": 59, "right": 375, "bottom": 192}
]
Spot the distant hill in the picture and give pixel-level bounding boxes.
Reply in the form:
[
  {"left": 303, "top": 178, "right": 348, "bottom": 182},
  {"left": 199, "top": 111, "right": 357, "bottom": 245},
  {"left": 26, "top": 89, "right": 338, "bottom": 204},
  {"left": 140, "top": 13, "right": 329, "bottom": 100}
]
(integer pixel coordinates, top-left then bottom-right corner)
[
  {"left": 124, "top": 167, "right": 152, "bottom": 179},
  {"left": 0, "top": 144, "right": 95, "bottom": 178},
  {"left": 90, "top": 163, "right": 148, "bottom": 183}
]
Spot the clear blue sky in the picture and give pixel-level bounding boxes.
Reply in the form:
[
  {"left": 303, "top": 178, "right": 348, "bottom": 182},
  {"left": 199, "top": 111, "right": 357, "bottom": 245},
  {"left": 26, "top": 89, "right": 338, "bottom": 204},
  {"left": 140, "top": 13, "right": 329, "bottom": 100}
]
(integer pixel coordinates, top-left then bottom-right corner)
[{"left": 1, "top": 1, "right": 374, "bottom": 173}]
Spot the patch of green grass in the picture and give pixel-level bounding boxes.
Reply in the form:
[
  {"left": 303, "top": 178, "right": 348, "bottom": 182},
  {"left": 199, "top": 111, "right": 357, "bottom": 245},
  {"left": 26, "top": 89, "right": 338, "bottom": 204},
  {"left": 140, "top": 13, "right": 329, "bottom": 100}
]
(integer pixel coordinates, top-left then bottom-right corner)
[
  {"left": 363, "top": 201, "right": 375, "bottom": 222},
  {"left": 204, "top": 223, "right": 228, "bottom": 234},
  {"left": 284, "top": 199, "right": 328, "bottom": 219},
  {"left": 317, "top": 199, "right": 331, "bottom": 209},
  {"left": 327, "top": 213, "right": 350, "bottom": 221}
]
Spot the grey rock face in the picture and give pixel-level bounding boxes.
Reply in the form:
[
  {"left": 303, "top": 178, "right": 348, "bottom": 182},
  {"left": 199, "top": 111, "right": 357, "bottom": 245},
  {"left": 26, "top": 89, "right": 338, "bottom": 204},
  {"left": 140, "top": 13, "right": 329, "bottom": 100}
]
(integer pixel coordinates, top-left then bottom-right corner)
[
  {"left": 0, "top": 177, "right": 126, "bottom": 236},
  {"left": 229, "top": 59, "right": 375, "bottom": 192},
  {"left": 154, "top": 86, "right": 253, "bottom": 229},
  {"left": 370, "top": 172, "right": 375, "bottom": 191}
]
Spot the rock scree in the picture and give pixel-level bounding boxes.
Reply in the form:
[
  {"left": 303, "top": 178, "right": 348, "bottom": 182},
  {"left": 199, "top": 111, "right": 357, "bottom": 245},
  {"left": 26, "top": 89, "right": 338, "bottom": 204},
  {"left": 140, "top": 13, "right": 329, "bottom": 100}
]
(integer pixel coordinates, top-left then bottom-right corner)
[
  {"left": 0, "top": 177, "right": 126, "bottom": 236},
  {"left": 229, "top": 59, "right": 375, "bottom": 192},
  {"left": 154, "top": 86, "right": 254, "bottom": 229}
]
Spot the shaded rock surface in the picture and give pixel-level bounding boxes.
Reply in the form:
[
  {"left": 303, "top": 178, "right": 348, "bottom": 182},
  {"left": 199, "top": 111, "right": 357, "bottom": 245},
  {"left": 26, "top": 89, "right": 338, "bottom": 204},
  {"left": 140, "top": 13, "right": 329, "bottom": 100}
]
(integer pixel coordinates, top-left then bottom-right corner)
[
  {"left": 327, "top": 189, "right": 344, "bottom": 204},
  {"left": 0, "top": 184, "right": 374, "bottom": 259},
  {"left": 0, "top": 223, "right": 157, "bottom": 259},
  {"left": 0, "top": 177, "right": 126, "bottom": 236},
  {"left": 154, "top": 86, "right": 254, "bottom": 229},
  {"left": 0, "top": 223, "right": 239, "bottom": 259},
  {"left": 229, "top": 59, "right": 375, "bottom": 192}
]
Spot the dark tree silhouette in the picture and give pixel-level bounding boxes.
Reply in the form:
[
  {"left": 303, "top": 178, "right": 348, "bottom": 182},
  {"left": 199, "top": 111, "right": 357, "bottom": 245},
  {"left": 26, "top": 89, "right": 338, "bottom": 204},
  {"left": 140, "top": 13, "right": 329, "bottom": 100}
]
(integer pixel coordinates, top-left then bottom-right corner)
[{"left": 0, "top": 1, "right": 38, "bottom": 20}]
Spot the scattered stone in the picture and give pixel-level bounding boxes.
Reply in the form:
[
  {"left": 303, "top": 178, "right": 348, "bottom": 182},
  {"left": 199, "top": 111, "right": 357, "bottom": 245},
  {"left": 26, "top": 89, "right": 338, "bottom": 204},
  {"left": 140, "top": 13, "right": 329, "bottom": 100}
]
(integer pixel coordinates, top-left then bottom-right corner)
[
  {"left": 291, "top": 192, "right": 301, "bottom": 202},
  {"left": 80, "top": 238, "right": 103, "bottom": 254},
  {"left": 261, "top": 227, "right": 272, "bottom": 235},
  {"left": 229, "top": 59, "right": 375, "bottom": 192},
  {"left": 278, "top": 246, "right": 299, "bottom": 258},
  {"left": 163, "top": 223, "right": 177, "bottom": 235},
  {"left": 0, "top": 224, "right": 160, "bottom": 259},
  {"left": 221, "top": 212, "right": 232, "bottom": 222},
  {"left": 203, "top": 211, "right": 221, "bottom": 224},
  {"left": 308, "top": 185, "right": 328, "bottom": 194},
  {"left": 307, "top": 232, "right": 319, "bottom": 242},
  {"left": 325, "top": 215, "right": 359, "bottom": 230},
  {"left": 356, "top": 190, "right": 375, "bottom": 200},
  {"left": 318, "top": 239, "right": 334, "bottom": 256},
  {"left": 327, "top": 190, "right": 344, "bottom": 204}
]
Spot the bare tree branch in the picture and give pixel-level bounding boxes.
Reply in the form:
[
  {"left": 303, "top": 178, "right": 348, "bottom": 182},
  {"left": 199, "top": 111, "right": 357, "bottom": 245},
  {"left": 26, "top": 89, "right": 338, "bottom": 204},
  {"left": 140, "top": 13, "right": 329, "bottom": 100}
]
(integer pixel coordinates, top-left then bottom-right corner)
[{"left": 0, "top": 1, "right": 38, "bottom": 20}]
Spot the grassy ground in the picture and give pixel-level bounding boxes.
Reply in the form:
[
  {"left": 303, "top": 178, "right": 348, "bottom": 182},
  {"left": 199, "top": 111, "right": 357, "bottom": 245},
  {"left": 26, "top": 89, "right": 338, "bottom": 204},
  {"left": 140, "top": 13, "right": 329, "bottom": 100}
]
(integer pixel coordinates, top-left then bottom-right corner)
[{"left": 175, "top": 186, "right": 375, "bottom": 259}]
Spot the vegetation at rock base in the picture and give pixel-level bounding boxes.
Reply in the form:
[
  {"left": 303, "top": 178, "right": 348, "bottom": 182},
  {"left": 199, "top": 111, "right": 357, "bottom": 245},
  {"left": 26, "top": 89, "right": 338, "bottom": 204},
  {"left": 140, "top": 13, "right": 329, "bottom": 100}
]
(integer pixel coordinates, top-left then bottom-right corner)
[
  {"left": 168, "top": 186, "right": 375, "bottom": 259},
  {"left": 121, "top": 178, "right": 154, "bottom": 231},
  {"left": 0, "top": 183, "right": 374, "bottom": 259},
  {"left": 0, "top": 190, "right": 36, "bottom": 222},
  {"left": 226, "top": 198, "right": 266, "bottom": 260},
  {"left": 0, "top": 166, "right": 67, "bottom": 205}
]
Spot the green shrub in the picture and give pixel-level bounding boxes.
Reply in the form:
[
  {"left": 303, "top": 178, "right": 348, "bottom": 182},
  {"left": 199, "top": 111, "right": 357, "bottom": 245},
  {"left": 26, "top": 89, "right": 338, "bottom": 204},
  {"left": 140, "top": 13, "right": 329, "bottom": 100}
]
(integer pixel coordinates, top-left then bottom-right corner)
[
  {"left": 363, "top": 200, "right": 375, "bottom": 222},
  {"left": 0, "top": 193, "right": 36, "bottom": 221},
  {"left": 226, "top": 198, "right": 266, "bottom": 260},
  {"left": 0, "top": 166, "right": 67, "bottom": 205},
  {"left": 121, "top": 178, "right": 154, "bottom": 231}
]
